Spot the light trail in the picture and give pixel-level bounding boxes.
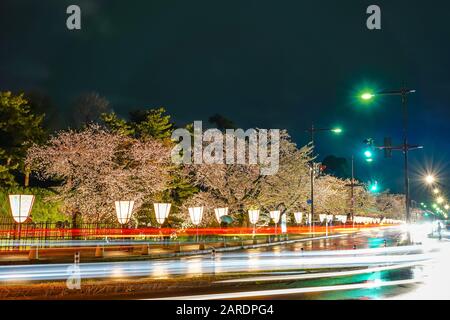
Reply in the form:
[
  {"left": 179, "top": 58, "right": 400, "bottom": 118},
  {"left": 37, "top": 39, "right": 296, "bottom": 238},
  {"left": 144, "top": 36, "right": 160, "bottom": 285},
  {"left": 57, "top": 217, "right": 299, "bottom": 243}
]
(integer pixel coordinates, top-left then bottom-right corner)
[
  {"left": 151, "top": 278, "right": 423, "bottom": 300},
  {"left": 0, "top": 249, "right": 432, "bottom": 282},
  {"left": 215, "top": 261, "right": 427, "bottom": 283}
]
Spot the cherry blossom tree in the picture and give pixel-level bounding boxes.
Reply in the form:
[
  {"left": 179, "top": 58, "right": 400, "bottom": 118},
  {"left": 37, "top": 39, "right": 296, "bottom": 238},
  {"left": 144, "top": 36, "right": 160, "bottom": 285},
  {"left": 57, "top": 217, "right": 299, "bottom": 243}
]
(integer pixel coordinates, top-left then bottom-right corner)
[{"left": 26, "top": 125, "right": 172, "bottom": 223}]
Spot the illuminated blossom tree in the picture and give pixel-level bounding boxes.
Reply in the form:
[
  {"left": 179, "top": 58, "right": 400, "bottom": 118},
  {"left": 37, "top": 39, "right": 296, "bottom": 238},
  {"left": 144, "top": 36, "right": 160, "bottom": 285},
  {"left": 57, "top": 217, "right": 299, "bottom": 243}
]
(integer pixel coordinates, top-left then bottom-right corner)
[
  {"left": 183, "top": 130, "right": 313, "bottom": 226},
  {"left": 258, "top": 133, "right": 313, "bottom": 223},
  {"left": 26, "top": 125, "right": 172, "bottom": 223}
]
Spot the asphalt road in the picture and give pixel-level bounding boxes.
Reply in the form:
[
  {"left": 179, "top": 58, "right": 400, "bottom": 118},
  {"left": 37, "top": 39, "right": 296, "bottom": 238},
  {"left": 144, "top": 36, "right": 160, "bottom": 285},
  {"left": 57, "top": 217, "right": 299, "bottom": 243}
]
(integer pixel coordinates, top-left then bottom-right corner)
[{"left": 2, "top": 224, "right": 447, "bottom": 300}]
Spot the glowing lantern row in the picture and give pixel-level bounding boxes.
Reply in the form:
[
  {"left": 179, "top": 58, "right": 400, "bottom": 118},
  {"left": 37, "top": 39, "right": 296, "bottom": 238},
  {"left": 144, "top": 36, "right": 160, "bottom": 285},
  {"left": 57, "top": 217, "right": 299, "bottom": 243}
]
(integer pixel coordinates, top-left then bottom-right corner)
[
  {"left": 115, "top": 201, "right": 172, "bottom": 225},
  {"left": 189, "top": 207, "right": 204, "bottom": 225},
  {"left": 354, "top": 216, "right": 379, "bottom": 224},
  {"left": 214, "top": 207, "right": 228, "bottom": 224},
  {"left": 115, "top": 201, "right": 135, "bottom": 225},
  {"left": 248, "top": 209, "right": 260, "bottom": 225},
  {"left": 294, "top": 212, "right": 303, "bottom": 224},
  {"left": 270, "top": 210, "right": 281, "bottom": 224},
  {"left": 8, "top": 195, "right": 35, "bottom": 223},
  {"left": 154, "top": 203, "right": 171, "bottom": 224},
  {"left": 335, "top": 215, "right": 347, "bottom": 224}
]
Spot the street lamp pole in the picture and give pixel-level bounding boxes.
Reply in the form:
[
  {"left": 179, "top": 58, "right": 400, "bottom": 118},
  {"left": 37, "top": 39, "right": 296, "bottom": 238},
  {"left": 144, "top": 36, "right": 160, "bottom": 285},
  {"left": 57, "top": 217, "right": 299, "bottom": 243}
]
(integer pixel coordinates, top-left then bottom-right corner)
[
  {"left": 362, "top": 87, "right": 417, "bottom": 223},
  {"left": 306, "top": 124, "right": 342, "bottom": 236},
  {"left": 401, "top": 89, "right": 411, "bottom": 223}
]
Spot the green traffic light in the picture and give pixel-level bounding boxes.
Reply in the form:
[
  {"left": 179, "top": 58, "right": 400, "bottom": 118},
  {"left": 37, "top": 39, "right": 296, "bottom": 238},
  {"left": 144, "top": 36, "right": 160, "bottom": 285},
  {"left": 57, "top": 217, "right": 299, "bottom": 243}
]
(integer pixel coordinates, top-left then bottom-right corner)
[
  {"left": 332, "top": 128, "right": 342, "bottom": 134},
  {"left": 369, "top": 181, "right": 379, "bottom": 193},
  {"left": 364, "top": 150, "right": 373, "bottom": 158}
]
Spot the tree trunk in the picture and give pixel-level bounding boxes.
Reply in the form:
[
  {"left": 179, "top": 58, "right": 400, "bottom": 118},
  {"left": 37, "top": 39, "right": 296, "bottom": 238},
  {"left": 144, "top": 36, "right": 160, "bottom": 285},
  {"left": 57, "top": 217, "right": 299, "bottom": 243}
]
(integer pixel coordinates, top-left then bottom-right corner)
[
  {"left": 24, "top": 164, "right": 31, "bottom": 187},
  {"left": 72, "top": 211, "right": 80, "bottom": 240}
]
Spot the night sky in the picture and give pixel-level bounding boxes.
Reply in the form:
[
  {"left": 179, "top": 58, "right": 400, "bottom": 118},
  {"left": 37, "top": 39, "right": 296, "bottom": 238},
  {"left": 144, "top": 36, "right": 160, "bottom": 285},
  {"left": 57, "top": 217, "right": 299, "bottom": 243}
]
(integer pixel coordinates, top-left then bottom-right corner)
[{"left": 1, "top": 0, "right": 450, "bottom": 199}]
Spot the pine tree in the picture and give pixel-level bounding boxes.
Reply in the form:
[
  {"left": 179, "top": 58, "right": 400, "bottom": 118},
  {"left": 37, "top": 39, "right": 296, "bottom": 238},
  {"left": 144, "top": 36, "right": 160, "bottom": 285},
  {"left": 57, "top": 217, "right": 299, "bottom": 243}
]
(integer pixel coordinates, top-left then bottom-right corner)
[
  {"left": 130, "top": 107, "right": 173, "bottom": 139},
  {"left": 100, "top": 112, "right": 135, "bottom": 136},
  {"left": 0, "top": 91, "right": 46, "bottom": 187}
]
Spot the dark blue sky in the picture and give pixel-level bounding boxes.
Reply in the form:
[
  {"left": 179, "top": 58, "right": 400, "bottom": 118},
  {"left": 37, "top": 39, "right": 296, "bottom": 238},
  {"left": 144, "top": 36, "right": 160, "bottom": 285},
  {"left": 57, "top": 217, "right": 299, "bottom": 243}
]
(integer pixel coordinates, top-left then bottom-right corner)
[{"left": 1, "top": 0, "right": 450, "bottom": 199}]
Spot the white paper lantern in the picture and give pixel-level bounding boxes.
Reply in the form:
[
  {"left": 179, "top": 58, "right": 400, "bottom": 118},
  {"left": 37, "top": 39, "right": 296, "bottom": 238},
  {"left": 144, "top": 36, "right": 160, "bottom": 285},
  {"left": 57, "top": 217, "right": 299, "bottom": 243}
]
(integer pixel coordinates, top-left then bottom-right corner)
[
  {"left": 319, "top": 214, "right": 327, "bottom": 223},
  {"left": 189, "top": 207, "right": 204, "bottom": 225},
  {"left": 336, "top": 215, "right": 347, "bottom": 224},
  {"left": 8, "top": 195, "right": 34, "bottom": 223},
  {"left": 214, "top": 207, "right": 228, "bottom": 224},
  {"left": 154, "top": 203, "right": 171, "bottom": 225},
  {"left": 248, "top": 209, "right": 260, "bottom": 225},
  {"left": 270, "top": 210, "right": 281, "bottom": 224},
  {"left": 294, "top": 212, "right": 303, "bottom": 224},
  {"left": 115, "top": 201, "right": 134, "bottom": 225}
]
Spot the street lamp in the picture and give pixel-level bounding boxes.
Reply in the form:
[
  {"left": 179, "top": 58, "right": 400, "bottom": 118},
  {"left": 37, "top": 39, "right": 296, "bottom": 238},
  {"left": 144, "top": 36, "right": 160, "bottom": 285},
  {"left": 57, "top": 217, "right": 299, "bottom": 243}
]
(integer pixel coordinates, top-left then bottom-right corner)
[
  {"left": 214, "top": 207, "right": 228, "bottom": 224},
  {"left": 306, "top": 124, "right": 343, "bottom": 236},
  {"left": 188, "top": 207, "right": 203, "bottom": 242},
  {"left": 361, "top": 93, "right": 374, "bottom": 100},
  {"left": 360, "top": 87, "right": 418, "bottom": 223},
  {"left": 436, "top": 197, "right": 445, "bottom": 205},
  {"left": 9, "top": 194, "right": 34, "bottom": 240},
  {"left": 433, "top": 188, "right": 440, "bottom": 194},
  {"left": 294, "top": 212, "right": 303, "bottom": 225},
  {"left": 115, "top": 201, "right": 135, "bottom": 225},
  {"left": 270, "top": 210, "right": 281, "bottom": 236},
  {"left": 248, "top": 209, "right": 260, "bottom": 236},
  {"left": 425, "top": 175, "right": 436, "bottom": 185},
  {"left": 8, "top": 194, "right": 35, "bottom": 224},
  {"left": 154, "top": 203, "right": 171, "bottom": 225}
]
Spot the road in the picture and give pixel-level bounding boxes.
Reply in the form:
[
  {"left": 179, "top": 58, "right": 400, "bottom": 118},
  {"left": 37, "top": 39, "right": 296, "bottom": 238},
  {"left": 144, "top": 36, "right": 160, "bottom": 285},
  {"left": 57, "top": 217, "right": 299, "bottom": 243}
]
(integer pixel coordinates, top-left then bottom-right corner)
[{"left": 1, "top": 224, "right": 448, "bottom": 299}]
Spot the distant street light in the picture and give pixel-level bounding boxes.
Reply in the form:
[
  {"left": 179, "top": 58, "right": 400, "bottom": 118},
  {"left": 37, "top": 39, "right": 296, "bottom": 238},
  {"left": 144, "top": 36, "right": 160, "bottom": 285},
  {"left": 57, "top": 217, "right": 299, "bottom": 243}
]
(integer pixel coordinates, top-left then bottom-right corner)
[
  {"left": 425, "top": 175, "right": 436, "bottom": 185},
  {"left": 433, "top": 188, "right": 440, "bottom": 194},
  {"left": 214, "top": 207, "right": 228, "bottom": 224},
  {"left": 154, "top": 203, "right": 171, "bottom": 225},
  {"left": 115, "top": 201, "right": 134, "bottom": 225},
  {"left": 437, "top": 197, "right": 445, "bottom": 205}
]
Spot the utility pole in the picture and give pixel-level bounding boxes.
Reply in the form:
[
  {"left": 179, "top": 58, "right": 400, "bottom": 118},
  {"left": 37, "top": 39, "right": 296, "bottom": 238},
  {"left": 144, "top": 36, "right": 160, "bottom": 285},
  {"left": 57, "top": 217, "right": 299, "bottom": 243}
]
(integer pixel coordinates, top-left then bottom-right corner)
[{"left": 361, "top": 87, "right": 419, "bottom": 223}]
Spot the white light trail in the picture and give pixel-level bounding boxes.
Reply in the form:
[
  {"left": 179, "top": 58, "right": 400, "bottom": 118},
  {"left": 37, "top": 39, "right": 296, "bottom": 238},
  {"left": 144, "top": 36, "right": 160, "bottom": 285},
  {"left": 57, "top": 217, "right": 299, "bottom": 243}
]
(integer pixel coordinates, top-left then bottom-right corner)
[
  {"left": 215, "top": 261, "right": 427, "bottom": 283},
  {"left": 151, "top": 279, "right": 423, "bottom": 300}
]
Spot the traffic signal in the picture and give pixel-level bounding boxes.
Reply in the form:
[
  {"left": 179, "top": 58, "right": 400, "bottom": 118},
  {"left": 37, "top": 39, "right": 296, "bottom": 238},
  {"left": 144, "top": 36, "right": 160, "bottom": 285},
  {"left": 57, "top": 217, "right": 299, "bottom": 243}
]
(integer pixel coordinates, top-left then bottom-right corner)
[
  {"left": 364, "top": 149, "right": 374, "bottom": 162},
  {"left": 369, "top": 181, "right": 379, "bottom": 193},
  {"left": 363, "top": 138, "right": 375, "bottom": 163}
]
